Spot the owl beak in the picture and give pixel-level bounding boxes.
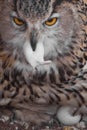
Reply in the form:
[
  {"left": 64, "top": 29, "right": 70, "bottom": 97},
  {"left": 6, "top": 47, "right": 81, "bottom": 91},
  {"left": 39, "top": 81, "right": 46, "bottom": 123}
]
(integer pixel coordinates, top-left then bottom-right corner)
[{"left": 30, "top": 30, "right": 38, "bottom": 51}]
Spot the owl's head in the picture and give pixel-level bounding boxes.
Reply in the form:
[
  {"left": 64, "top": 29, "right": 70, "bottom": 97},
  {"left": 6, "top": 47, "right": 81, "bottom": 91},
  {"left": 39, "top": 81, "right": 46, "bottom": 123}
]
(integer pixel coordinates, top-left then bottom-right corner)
[{"left": 0, "top": 0, "right": 81, "bottom": 68}]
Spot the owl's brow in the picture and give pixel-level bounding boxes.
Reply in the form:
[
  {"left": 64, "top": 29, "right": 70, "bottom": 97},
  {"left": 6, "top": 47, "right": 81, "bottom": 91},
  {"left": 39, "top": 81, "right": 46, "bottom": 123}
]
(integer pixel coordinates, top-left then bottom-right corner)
[{"left": 13, "top": 0, "right": 18, "bottom": 11}]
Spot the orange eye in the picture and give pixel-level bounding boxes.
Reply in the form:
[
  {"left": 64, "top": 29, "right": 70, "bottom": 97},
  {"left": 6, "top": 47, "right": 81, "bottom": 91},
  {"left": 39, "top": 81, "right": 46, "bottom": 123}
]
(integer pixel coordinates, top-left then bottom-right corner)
[
  {"left": 13, "top": 17, "right": 24, "bottom": 26},
  {"left": 45, "top": 18, "right": 57, "bottom": 26}
]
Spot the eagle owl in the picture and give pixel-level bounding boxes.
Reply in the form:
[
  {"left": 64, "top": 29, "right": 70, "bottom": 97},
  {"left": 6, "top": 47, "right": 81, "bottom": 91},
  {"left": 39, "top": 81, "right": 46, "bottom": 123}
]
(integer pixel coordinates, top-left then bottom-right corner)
[{"left": 0, "top": 0, "right": 87, "bottom": 126}]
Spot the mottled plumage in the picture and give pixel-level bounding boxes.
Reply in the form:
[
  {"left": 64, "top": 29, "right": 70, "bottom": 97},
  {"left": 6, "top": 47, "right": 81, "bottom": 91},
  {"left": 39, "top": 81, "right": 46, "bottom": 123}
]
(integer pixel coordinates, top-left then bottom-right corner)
[{"left": 0, "top": 0, "right": 87, "bottom": 126}]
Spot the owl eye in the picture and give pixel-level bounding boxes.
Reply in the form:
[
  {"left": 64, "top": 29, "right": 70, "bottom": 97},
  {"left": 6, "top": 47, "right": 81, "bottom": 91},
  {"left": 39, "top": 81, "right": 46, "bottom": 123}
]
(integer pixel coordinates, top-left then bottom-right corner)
[
  {"left": 13, "top": 17, "right": 25, "bottom": 26},
  {"left": 45, "top": 17, "right": 57, "bottom": 26}
]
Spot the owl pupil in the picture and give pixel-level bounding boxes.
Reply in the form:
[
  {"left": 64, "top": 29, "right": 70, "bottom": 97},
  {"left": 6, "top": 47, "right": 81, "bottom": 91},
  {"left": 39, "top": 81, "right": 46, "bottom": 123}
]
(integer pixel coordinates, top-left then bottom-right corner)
[{"left": 47, "top": 19, "right": 53, "bottom": 22}]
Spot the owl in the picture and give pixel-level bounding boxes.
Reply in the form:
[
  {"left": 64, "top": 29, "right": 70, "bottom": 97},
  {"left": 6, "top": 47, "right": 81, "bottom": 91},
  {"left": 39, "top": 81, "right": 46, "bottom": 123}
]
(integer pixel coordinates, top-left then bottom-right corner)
[{"left": 0, "top": 0, "right": 87, "bottom": 127}]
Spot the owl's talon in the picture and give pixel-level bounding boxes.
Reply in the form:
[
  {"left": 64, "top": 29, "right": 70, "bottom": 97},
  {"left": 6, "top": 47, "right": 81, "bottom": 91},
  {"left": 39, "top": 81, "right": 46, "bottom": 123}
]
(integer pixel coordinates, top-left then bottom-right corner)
[{"left": 63, "top": 126, "right": 74, "bottom": 130}]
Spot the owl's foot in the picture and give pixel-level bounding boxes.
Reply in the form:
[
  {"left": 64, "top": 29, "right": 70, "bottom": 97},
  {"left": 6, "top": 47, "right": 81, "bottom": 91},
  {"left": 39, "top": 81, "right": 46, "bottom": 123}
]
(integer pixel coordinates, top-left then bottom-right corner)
[{"left": 57, "top": 106, "right": 81, "bottom": 126}]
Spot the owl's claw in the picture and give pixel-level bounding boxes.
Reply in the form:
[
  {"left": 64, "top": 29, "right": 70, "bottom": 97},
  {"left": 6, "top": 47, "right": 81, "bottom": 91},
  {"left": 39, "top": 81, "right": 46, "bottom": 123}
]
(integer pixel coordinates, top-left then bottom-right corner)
[{"left": 63, "top": 126, "right": 74, "bottom": 130}]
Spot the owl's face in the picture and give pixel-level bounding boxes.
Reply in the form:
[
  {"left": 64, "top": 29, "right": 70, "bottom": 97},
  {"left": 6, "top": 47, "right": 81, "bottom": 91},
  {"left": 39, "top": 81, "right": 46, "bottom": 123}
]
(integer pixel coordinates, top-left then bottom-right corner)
[{"left": 0, "top": 0, "right": 79, "bottom": 68}]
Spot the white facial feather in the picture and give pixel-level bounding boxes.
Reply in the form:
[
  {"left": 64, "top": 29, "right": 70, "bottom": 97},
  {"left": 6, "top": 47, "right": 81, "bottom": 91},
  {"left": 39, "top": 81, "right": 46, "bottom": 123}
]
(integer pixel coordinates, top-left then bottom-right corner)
[{"left": 23, "top": 40, "right": 51, "bottom": 68}]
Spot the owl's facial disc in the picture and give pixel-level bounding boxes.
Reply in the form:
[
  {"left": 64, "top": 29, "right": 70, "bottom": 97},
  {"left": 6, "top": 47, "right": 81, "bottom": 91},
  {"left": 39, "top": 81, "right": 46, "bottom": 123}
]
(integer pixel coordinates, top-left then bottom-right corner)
[{"left": 23, "top": 40, "right": 51, "bottom": 68}]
